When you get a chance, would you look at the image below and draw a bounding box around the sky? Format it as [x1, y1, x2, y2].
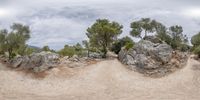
[0, 0, 200, 50]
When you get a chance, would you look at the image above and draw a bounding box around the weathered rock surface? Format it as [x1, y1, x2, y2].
[60, 55, 99, 68]
[11, 52, 60, 72]
[119, 40, 188, 77]
[89, 52, 102, 58]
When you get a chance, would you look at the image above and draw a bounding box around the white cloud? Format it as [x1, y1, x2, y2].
[182, 7, 200, 18]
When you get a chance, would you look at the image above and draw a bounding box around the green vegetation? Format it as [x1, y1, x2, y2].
[0, 18, 197, 60]
[42, 45, 55, 52]
[191, 32, 200, 47]
[86, 19, 123, 58]
[193, 46, 200, 58]
[58, 43, 84, 57]
[82, 40, 90, 57]
[42, 46, 51, 51]
[111, 36, 134, 54]
[191, 32, 200, 57]
[130, 18, 156, 39]
[130, 18, 189, 52]
[0, 23, 31, 59]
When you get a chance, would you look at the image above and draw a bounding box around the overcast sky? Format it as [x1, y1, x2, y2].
[0, 0, 200, 50]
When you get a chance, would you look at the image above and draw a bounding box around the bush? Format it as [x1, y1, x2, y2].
[193, 46, 200, 58]
[125, 42, 134, 50]
[191, 32, 200, 47]
[178, 43, 190, 52]
[111, 36, 134, 54]
[58, 44, 84, 57]
[58, 46, 76, 57]
[191, 32, 200, 58]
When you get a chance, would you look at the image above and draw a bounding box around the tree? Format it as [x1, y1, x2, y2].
[73, 43, 83, 56]
[169, 25, 188, 50]
[58, 45, 76, 57]
[191, 32, 200, 57]
[86, 19, 123, 58]
[193, 46, 200, 58]
[0, 23, 30, 59]
[82, 40, 90, 57]
[153, 21, 171, 44]
[191, 32, 200, 47]
[130, 18, 155, 39]
[0, 29, 7, 54]
[42, 46, 51, 51]
[111, 36, 134, 54]
[153, 21, 189, 51]
[58, 43, 84, 57]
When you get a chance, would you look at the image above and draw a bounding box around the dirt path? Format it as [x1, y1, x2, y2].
[0, 58, 200, 100]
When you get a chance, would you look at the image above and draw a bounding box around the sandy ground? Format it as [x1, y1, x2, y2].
[0, 58, 200, 100]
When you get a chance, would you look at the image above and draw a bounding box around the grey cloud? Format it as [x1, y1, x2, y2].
[0, 0, 200, 50]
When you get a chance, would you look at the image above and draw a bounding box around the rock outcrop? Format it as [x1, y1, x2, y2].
[119, 40, 188, 77]
[60, 55, 99, 68]
[11, 52, 60, 72]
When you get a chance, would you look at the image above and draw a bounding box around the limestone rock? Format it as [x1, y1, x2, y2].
[11, 52, 60, 72]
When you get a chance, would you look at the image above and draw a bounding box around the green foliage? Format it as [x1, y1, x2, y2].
[58, 43, 84, 57]
[130, 18, 189, 51]
[152, 20, 189, 51]
[73, 43, 83, 56]
[154, 21, 172, 45]
[58, 45, 76, 57]
[24, 47, 35, 55]
[130, 18, 156, 39]
[0, 29, 7, 54]
[193, 46, 200, 57]
[168, 25, 184, 49]
[178, 43, 191, 52]
[191, 32, 200, 57]
[111, 36, 134, 54]
[191, 32, 200, 47]
[82, 40, 90, 57]
[124, 42, 134, 50]
[0, 23, 31, 59]
[42, 46, 51, 51]
[86, 19, 123, 58]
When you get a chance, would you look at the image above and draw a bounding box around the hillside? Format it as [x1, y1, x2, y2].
[0, 57, 200, 100]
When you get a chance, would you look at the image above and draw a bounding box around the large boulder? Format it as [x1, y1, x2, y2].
[11, 52, 60, 72]
[119, 40, 173, 69]
[119, 40, 188, 77]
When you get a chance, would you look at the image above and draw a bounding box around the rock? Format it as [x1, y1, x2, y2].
[89, 52, 102, 58]
[12, 57, 23, 68]
[143, 36, 163, 43]
[69, 55, 79, 62]
[119, 40, 188, 77]
[121, 40, 172, 69]
[11, 51, 60, 72]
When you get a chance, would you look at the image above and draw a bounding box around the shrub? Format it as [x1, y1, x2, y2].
[124, 42, 134, 50]
[191, 32, 200, 47]
[111, 36, 134, 54]
[58, 44, 84, 57]
[193, 46, 200, 58]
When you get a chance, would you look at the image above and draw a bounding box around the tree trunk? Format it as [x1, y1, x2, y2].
[102, 47, 107, 58]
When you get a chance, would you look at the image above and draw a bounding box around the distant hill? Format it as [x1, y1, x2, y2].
[28, 45, 42, 53]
